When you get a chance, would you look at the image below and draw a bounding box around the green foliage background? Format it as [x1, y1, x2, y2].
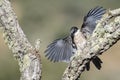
[0, 0, 120, 80]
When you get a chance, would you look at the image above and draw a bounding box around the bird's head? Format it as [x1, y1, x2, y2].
[70, 26, 79, 37]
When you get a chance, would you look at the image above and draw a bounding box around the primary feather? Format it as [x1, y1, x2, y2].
[45, 36, 74, 62]
[81, 6, 106, 38]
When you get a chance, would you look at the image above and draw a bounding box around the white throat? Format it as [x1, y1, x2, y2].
[74, 29, 87, 50]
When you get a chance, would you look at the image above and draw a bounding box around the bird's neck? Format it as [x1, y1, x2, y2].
[74, 31, 87, 50]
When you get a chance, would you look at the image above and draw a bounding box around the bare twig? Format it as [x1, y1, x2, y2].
[0, 0, 42, 80]
[62, 8, 120, 80]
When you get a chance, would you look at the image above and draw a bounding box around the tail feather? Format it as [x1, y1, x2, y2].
[92, 56, 103, 70]
[85, 62, 90, 71]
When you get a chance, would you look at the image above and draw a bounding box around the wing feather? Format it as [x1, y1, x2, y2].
[45, 36, 74, 62]
[81, 6, 106, 36]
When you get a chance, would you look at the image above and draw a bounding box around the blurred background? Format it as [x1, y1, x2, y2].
[0, 0, 120, 80]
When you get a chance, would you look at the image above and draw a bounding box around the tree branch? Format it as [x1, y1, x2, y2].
[0, 0, 42, 80]
[62, 8, 120, 80]
[0, 0, 120, 80]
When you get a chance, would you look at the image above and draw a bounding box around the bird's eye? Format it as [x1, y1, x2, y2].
[70, 26, 78, 35]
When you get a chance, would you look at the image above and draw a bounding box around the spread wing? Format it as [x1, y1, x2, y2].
[81, 6, 106, 36]
[45, 37, 74, 62]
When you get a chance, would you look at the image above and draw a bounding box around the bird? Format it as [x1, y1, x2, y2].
[44, 6, 106, 71]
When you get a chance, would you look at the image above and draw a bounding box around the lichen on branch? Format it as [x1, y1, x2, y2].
[0, 0, 42, 80]
[62, 8, 120, 80]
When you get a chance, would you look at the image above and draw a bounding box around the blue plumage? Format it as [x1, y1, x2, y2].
[45, 37, 74, 62]
[81, 6, 106, 38]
